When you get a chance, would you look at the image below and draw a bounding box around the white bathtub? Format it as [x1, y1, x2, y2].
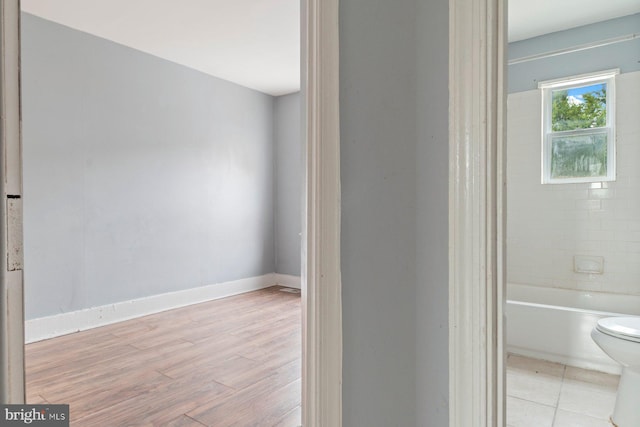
[506, 283, 640, 374]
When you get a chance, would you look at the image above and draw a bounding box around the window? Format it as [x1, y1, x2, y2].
[539, 69, 618, 184]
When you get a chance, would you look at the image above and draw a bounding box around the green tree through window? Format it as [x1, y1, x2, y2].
[551, 85, 606, 131]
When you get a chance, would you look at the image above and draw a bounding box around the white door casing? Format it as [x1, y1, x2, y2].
[0, 0, 25, 404]
[449, 0, 506, 425]
[301, 0, 342, 425]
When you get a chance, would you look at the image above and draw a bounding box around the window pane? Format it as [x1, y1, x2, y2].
[550, 133, 607, 179]
[551, 83, 606, 131]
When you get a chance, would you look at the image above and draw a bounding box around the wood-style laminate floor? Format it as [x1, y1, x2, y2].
[25, 286, 302, 427]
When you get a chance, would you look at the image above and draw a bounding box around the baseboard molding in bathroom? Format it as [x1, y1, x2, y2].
[507, 346, 622, 375]
[25, 273, 278, 344]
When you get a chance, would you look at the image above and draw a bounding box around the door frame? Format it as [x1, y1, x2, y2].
[301, 0, 342, 425]
[449, 0, 506, 425]
[0, 0, 25, 404]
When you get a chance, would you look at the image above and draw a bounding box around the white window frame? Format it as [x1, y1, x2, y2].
[539, 69, 618, 184]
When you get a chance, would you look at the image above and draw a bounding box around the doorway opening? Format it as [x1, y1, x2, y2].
[21, 2, 302, 425]
[504, 4, 640, 426]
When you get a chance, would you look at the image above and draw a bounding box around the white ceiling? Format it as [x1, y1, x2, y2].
[21, 0, 300, 96]
[22, 1, 640, 95]
[508, 0, 640, 42]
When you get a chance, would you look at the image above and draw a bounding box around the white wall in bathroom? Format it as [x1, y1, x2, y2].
[507, 71, 640, 296]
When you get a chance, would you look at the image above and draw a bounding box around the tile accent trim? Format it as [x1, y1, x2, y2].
[25, 273, 277, 343]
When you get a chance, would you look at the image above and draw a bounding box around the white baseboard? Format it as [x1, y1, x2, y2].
[507, 346, 621, 375]
[274, 273, 301, 289]
[25, 273, 277, 343]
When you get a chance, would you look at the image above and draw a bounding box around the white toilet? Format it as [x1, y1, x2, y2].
[591, 316, 640, 427]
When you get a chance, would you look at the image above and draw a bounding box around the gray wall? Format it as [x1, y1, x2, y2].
[22, 13, 276, 320]
[415, 0, 450, 422]
[340, 0, 449, 425]
[509, 13, 640, 93]
[274, 93, 302, 276]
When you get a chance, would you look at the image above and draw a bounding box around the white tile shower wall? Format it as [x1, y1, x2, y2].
[507, 71, 640, 296]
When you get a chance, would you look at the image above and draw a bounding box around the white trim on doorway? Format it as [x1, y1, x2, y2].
[0, 0, 25, 404]
[301, 0, 342, 425]
[449, 0, 506, 425]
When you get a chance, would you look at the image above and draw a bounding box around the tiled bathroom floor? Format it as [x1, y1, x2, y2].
[507, 354, 619, 427]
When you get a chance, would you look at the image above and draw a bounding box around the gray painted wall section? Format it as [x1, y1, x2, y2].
[415, 0, 450, 423]
[21, 13, 275, 319]
[340, 0, 449, 425]
[509, 13, 640, 93]
[274, 93, 302, 276]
